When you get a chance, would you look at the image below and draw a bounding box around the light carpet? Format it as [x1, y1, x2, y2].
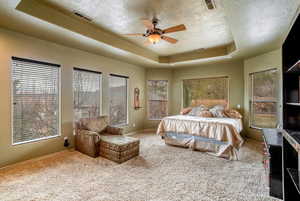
[0, 133, 279, 201]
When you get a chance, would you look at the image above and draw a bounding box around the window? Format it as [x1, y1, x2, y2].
[109, 74, 128, 126]
[11, 57, 60, 145]
[73, 68, 101, 122]
[182, 76, 229, 108]
[249, 69, 278, 128]
[147, 80, 168, 120]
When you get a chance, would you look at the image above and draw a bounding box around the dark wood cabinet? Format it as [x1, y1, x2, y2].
[262, 129, 283, 199]
[283, 13, 300, 131]
[282, 12, 299, 73]
[282, 12, 300, 201]
[282, 131, 300, 201]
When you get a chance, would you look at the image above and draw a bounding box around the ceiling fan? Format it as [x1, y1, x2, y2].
[124, 18, 186, 45]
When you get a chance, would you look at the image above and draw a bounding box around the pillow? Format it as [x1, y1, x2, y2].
[180, 107, 192, 115]
[209, 105, 226, 118]
[188, 105, 209, 116]
[197, 111, 213, 118]
[85, 116, 108, 133]
[224, 109, 242, 119]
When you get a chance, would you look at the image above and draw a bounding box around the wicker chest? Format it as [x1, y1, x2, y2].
[99, 135, 140, 163]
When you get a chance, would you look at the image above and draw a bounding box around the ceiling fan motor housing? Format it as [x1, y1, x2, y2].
[152, 17, 159, 27]
[145, 28, 163, 37]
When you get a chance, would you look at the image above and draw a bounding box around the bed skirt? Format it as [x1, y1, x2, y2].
[163, 132, 239, 160]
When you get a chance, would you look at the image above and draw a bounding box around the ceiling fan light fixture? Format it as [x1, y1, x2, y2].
[124, 18, 186, 45]
[148, 34, 161, 44]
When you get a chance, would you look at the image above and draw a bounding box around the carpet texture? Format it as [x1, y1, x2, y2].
[0, 133, 279, 201]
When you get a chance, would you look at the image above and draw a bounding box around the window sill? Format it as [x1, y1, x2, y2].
[112, 123, 129, 128]
[12, 135, 61, 146]
[250, 126, 263, 130]
[250, 126, 278, 130]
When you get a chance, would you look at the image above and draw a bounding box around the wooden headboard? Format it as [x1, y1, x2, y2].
[190, 99, 228, 109]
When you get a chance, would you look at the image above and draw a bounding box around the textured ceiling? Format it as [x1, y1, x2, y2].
[0, 0, 299, 68]
[45, 0, 233, 56]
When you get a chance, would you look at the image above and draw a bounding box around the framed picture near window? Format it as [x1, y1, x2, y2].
[134, 87, 141, 110]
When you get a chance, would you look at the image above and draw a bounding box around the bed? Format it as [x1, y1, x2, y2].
[157, 109, 244, 160]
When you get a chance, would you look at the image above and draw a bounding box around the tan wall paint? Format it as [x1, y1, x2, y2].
[172, 60, 245, 115]
[0, 28, 146, 167]
[144, 68, 173, 129]
[0, 25, 283, 167]
[243, 49, 282, 141]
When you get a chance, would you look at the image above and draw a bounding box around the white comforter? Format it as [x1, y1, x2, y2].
[160, 115, 243, 133]
[157, 115, 244, 159]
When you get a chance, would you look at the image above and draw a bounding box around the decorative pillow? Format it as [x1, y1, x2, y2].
[224, 109, 242, 119]
[197, 111, 213, 118]
[78, 129, 100, 137]
[209, 105, 226, 118]
[180, 107, 192, 115]
[85, 116, 108, 133]
[188, 105, 209, 116]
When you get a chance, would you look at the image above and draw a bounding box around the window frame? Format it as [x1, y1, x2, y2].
[10, 57, 61, 146]
[181, 76, 230, 109]
[108, 74, 129, 127]
[72, 67, 102, 123]
[147, 80, 169, 121]
[249, 68, 278, 129]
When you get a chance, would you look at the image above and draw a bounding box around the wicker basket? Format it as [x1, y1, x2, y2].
[99, 135, 140, 163]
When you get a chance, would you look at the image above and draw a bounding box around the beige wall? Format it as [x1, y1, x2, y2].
[0, 28, 146, 167]
[172, 60, 245, 115]
[144, 68, 173, 129]
[243, 49, 282, 140]
[0, 26, 284, 167]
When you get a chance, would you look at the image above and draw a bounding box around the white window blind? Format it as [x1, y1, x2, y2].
[249, 69, 278, 128]
[12, 57, 60, 145]
[73, 68, 101, 122]
[148, 80, 168, 120]
[109, 74, 128, 126]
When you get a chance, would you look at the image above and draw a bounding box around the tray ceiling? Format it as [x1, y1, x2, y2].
[0, 0, 299, 67]
[45, 0, 234, 56]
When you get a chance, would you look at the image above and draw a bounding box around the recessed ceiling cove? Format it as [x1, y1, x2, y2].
[45, 0, 234, 56]
[16, 0, 237, 63]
